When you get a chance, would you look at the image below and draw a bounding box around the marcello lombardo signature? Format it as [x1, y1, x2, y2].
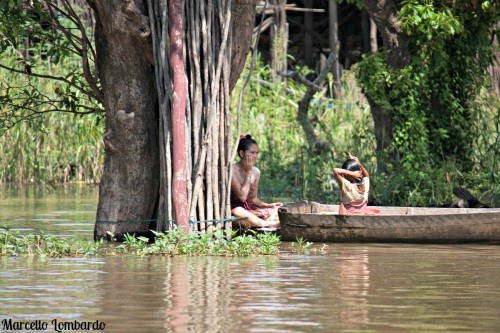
[1, 318, 106, 332]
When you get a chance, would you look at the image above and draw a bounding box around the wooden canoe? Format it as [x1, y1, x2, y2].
[278, 201, 500, 243]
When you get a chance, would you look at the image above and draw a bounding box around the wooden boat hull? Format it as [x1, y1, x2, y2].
[278, 201, 500, 243]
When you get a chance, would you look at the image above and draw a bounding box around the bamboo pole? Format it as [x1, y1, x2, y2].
[188, 0, 210, 219]
[148, 0, 236, 229]
[189, 2, 232, 219]
[148, 0, 174, 230]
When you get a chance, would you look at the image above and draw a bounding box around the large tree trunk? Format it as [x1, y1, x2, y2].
[92, 0, 159, 240]
[230, 0, 259, 92]
[92, 0, 257, 239]
[362, 0, 411, 152]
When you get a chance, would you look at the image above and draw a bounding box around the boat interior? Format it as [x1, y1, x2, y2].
[280, 201, 500, 216]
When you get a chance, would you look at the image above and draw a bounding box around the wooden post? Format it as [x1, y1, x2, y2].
[370, 17, 378, 53]
[169, 0, 190, 231]
[270, 0, 288, 82]
[146, 0, 256, 234]
[304, 0, 313, 68]
[328, 0, 340, 92]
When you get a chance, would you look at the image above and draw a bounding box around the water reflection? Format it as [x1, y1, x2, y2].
[338, 248, 370, 328]
[2, 186, 500, 332]
[2, 246, 500, 332]
[0, 257, 104, 320]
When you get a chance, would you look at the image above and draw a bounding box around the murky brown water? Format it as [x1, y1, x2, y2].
[1, 186, 500, 332]
[0, 185, 98, 239]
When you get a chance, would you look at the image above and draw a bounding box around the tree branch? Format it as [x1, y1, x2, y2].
[277, 51, 338, 153]
[42, 0, 102, 102]
[0, 63, 101, 103]
[277, 70, 322, 91]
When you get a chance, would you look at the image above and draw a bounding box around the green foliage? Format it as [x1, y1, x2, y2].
[0, 1, 104, 183]
[353, 0, 498, 205]
[400, 1, 462, 41]
[0, 227, 282, 257]
[232, 57, 375, 203]
[289, 237, 313, 254]
[0, 0, 497, 210]
[0, 226, 104, 257]
[355, 53, 431, 170]
[0, 0, 102, 126]
[233, 41, 498, 206]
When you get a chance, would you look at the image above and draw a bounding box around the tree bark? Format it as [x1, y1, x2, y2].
[92, 0, 257, 239]
[279, 52, 337, 153]
[361, 9, 371, 54]
[230, 0, 259, 92]
[362, 0, 410, 68]
[370, 17, 378, 53]
[92, 0, 159, 239]
[362, 0, 411, 152]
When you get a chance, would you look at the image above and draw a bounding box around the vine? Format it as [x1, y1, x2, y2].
[355, 0, 498, 173]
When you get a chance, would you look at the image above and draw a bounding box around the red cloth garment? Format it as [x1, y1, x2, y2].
[230, 183, 277, 220]
[339, 200, 367, 215]
[339, 201, 381, 215]
[241, 200, 276, 219]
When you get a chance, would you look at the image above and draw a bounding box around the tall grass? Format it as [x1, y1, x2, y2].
[231, 59, 375, 203]
[1, 48, 497, 207]
[0, 113, 103, 184]
[0, 33, 104, 184]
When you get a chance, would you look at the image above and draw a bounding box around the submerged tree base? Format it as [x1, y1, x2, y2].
[0, 227, 281, 257]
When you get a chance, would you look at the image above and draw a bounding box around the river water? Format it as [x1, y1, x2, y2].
[1, 185, 500, 333]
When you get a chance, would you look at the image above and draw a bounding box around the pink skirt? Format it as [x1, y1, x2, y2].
[339, 201, 381, 215]
[231, 201, 278, 220]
